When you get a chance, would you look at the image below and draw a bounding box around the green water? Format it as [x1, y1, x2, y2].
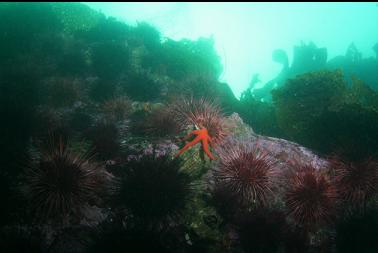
[0, 2, 377, 253]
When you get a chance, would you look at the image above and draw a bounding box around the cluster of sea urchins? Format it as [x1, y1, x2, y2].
[212, 139, 277, 207]
[25, 137, 112, 224]
[212, 137, 341, 232]
[169, 96, 228, 146]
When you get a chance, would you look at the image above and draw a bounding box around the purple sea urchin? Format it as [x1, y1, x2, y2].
[284, 165, 337, 229]
[112, 152, 192, 228]
[85, 120, 122, 160]
[213, 140, 277, 206]
[330, 156, 377, 209]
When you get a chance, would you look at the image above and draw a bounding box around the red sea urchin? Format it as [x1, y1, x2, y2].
[25, 137, 112, 224]
[284, 165, 337, 229]
[330, 156, 378, 209]
[169, 96, 228, 146]
[143, 105, 183, 138]
[213, 139, 277, 206]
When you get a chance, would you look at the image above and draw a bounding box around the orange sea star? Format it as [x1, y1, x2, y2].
[175, 128, 216, 160]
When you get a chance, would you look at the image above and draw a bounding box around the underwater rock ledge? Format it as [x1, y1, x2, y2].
[224, 113, 329, 172]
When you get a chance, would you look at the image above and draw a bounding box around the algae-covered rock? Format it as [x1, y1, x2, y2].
[272, 69, 378, 159]
[238, 88, 283, 137]
[272, 70, 346, 144]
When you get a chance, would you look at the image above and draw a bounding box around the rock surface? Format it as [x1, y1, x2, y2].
[223, 113, 329, 172]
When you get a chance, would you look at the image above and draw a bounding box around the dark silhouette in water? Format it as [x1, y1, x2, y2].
[248, 73, 261, 89]
[327, 42, 378, 90]
[250, 42, 327, 101]
[290, 41, 328, 77]
[345, 43, 362, 63]
[249, 40, 378, 102]
[248, 49, 289, 102]
[373, 42, 378, 59]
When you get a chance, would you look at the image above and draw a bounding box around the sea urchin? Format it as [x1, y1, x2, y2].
[25, 137, 111, 224]
[213, 139, 276, 206]
[113, 152, 192, 228]
[330, 156, 377, 209]
[284, 165, 337, 229]
[169, 96, 228, 146]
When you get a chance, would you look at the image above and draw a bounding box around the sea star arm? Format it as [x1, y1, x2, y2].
[202, 138, 216, 160]
[192, 129, 202, 134]
[180, 129, 203, 142]
[207, 135, 214, 147]
[175, 134, 203, 157]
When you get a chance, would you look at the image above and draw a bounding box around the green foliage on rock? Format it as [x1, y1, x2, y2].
[272, 70, 346, 143]
[238, 88, 283, 137]
[157, 37, 223, 81]
[50, 2, 104, 34]
[272, 69, 378, 159]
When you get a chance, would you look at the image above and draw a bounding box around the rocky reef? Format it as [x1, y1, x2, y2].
[0, 3, 377, 253]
